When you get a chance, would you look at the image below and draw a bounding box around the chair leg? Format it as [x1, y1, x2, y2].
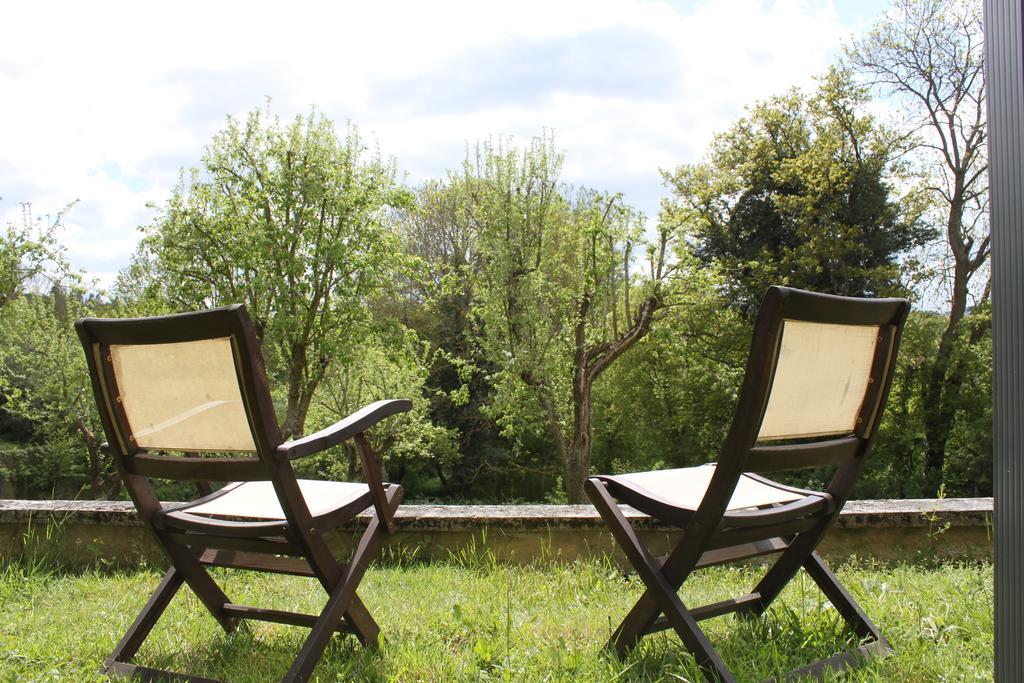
[585, 479, 735, 683]
[339, 485, 403, 645]
[739, 537, 892, 680]
[741, 530, 825, 618]
[611, 579, 673, 657]
[106, 566, 185, 671]
[282, 485, 400, 683]
[588, 481, 892, 681]
[104, 546, 239, 680]
[342, 594, 380, 647]
[283, 564, 375, 683]
[585, 480, 668, 656]
[802, 551, 889, 647]
[109, 489, 400, 682]
[759, 551, 892, 681]
[160, 537, 238, 633]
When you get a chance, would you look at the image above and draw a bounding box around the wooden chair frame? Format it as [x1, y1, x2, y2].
[77, 305, 410, 683]
[585, 286, 909, 682]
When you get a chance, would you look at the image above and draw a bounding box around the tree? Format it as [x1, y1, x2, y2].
[856, 310, 946, 498]
[306, 326, 459, 493]
[852, 303, 991, 499]
[0, 286, 114, 498]
[131, 108, 408, 438]
[941, 302, 991, 496]
[0, 202, 75, 309]
[464, 135, 698, 502]
[591, 301, 747, 478]
[664, 69, 930, 316]
[396, 179, 512, 499]
[846, 0, 988, 496]
[0, 202, 113, 498]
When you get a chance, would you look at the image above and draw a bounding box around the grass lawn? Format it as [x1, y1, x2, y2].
[0, 553, 991, 682]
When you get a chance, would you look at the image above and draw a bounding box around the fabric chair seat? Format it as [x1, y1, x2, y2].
[603, 463, 813, 510]
[596, 463, 829, 525]
[174, 479, 375, 521]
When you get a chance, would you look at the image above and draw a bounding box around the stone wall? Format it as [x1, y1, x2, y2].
[0, 498, 992, 568]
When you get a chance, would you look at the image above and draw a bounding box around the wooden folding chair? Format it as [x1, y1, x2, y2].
[76, 305, 410, 683]
[586, 286, 909, 682]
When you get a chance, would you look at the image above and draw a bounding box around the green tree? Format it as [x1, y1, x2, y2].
[846, 0, 988, 496]
[0, 286, 113, 498]
[591, 301, 747, 477]
[306, 326, 459, 494]
[664, 69, 929, 316]
[0, 202, 75, 309]
[855, 311, 945, 498]
[464, 136, 701, 502]
[130, 108, 408, 438]
[0, 202, 113, 498]
[941, 305, 991, 496]
[397, 179, 512, 498]
[854, 305, 990, 499]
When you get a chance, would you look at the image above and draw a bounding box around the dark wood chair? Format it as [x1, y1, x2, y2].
[76, 304, 410, 683]
[585, 286, 910, 682]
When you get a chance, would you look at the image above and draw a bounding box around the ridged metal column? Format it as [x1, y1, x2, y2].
[986, 0, 1024, 680]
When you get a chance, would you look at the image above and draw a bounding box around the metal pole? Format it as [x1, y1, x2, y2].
[985, 0, 1024, 679]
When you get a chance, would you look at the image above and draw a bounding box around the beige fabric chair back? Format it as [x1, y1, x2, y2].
[757, 319, 880, 441]
[109, 337, 257, 452]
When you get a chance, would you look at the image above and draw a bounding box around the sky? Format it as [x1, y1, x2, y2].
[1, 0, 893, 289]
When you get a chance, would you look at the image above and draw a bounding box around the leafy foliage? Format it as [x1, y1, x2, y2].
[591, 304, 748, 476]
[0, 202, 74, 310]
[131, 108, 409, 437]
[664, 69, 930, 315]
[0, 13, 995, 502]
[847, 0, 989, 496]
[440, 136, 709, 501]
[0, 288, 112, 498]
[396, 173, 526, 500]
[303, 327, 460, 493]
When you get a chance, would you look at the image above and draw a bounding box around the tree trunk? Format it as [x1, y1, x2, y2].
[281, 344, 321, 440]
[921, 340, 960, 496]
[563, 371, 593, 504]
[922, 286, 992, 496]
[345, 442, 359, 480]
[75, 416, 106, 499]
[523, 370, 582, 502]
[560, 294, 662, 503]
[920, 196, 973, 496]
[920, 192, 988, 496]
[564, 445, 590, 504]
[282, 388, 315, 441]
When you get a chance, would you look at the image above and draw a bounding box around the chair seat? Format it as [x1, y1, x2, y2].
[596, 463, 828, 524]
[175, 479, 375, 521]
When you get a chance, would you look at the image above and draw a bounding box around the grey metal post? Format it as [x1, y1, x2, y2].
[985, 0, 1024, 679]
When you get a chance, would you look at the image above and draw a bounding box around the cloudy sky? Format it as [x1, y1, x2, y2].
[1, 0, 891, 288]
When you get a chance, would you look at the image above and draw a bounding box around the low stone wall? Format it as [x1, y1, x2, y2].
[0, 498, 992, 568]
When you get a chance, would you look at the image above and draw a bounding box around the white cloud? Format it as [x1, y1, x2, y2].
[0, 0, 888, 282]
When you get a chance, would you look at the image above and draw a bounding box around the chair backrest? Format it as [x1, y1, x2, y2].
[76, 305, 283, 487]
[756, 319, 881, 442]
[701, 286, 908, 515]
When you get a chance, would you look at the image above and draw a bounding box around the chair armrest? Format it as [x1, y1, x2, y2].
[275, 399, 412, 460]
[353, 431, 398, 534]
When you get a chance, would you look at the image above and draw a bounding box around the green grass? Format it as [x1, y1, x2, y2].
[0, 555, 991, 682]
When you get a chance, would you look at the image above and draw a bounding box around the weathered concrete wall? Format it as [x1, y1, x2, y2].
[0, 498, 992, 569]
